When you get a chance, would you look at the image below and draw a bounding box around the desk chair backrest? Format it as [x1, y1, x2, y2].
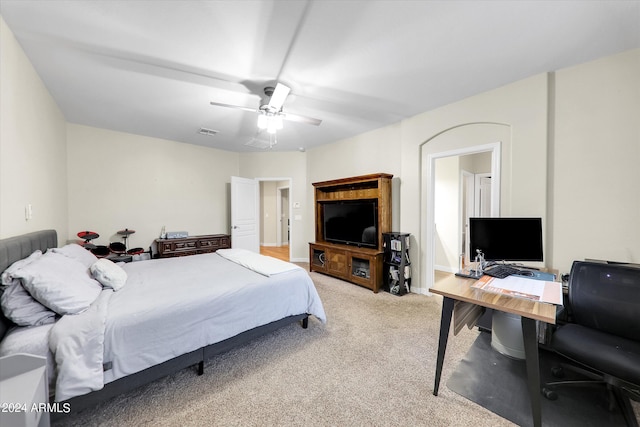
[568, 261, 640, 342]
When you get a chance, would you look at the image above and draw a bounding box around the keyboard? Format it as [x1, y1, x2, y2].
[484, 264, 521, 279]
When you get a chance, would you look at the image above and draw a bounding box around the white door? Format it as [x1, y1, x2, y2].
[231, 176, 259, 252]
[476, 174, 492, 217]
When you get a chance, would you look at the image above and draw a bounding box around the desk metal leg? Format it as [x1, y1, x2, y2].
[433, 297, 454, 396]
[521, 317, 541, 427]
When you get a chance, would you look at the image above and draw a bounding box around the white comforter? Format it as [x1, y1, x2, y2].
[49, 251, 326, 401]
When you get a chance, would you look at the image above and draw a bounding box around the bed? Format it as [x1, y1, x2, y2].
[0, 230, 326, 418]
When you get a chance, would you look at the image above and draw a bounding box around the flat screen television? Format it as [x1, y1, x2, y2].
[322, 200, 378, 248]
[469, 217, 543, 262]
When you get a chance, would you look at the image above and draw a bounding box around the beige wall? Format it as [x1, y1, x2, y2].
[434, 156, 460, 271]
[550, 50, 640, 270]
[66, 124, 239, 250]
[460, 151, 492, 175]
[306, 123, 403, 185]
[0, 17, 68, 241]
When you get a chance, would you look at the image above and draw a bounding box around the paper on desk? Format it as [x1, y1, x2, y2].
[472, 275, 563, 305]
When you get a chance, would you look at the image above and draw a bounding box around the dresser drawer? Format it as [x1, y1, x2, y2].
[174, 241, 197, 250]
[199, 238, 223, 249]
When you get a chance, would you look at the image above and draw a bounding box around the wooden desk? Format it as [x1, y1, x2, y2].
[429, 274, 556, 427]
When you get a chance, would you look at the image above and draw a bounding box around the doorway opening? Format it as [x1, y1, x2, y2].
[423, 142, 501, 291]
[259, 179, 292, 262]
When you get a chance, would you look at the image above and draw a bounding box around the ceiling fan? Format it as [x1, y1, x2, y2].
[210, 83, 322, 134]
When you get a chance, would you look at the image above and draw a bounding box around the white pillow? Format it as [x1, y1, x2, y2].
[51, 243, 98, 268]
[90, 259, 127, 291]
[0, 249, 57, 326]
[14, 251, 102, 315]
[1, 250, 43, 286]
[1, 283, 56, 326]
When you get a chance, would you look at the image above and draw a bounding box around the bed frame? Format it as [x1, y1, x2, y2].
[0, 230, 309, 419]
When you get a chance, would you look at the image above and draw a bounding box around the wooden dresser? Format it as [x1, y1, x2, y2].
[155, 234, 231, 258]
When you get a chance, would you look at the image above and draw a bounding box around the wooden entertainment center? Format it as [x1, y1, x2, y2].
[309, 173, 392, 293]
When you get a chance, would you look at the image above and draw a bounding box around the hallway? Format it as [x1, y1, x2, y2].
[260, 245, 289, 262]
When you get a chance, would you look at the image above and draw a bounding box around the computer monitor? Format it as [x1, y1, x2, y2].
[469, 217, 543, 262]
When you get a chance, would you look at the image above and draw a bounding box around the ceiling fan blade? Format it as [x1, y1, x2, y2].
[281, 112, 322, 126]
[211, 83, 320, 127]
[267, 83, 291, 110]
[209, 101, 258, 114]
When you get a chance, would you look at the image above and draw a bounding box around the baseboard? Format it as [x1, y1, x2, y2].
[435, 265, 456, 274]
[411, 286, 430, 295]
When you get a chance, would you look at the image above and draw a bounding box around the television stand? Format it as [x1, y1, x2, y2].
[309, 242, 383, 292]
[309, 173, 392, 293]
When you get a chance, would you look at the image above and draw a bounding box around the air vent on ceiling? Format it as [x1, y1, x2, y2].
[244, 138, 271, 149]
[198, 127, 218, 136]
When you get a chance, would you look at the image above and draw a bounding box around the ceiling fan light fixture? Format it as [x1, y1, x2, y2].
[257, 113, 268, 130]
[211, 82, 320, 144]
[267, 118, 278, 134]
[259, 111, 284, 134]
[274, 115, 283, 130]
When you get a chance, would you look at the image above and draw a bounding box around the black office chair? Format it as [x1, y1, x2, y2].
[542, 261, 640, 426]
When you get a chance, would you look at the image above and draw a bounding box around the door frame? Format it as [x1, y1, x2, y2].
[258, 177, 293, 261]
[424, 142, 501, 292]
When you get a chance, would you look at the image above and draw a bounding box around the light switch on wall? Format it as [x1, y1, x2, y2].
[25, 204, 33, 220]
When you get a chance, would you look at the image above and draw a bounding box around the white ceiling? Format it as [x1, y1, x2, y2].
[2, 1, 639, 152]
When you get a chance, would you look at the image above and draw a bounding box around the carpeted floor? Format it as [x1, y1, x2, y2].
[53, 268, 638, 426]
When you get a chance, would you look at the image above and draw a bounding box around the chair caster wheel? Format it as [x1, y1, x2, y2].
[542, 388, 558, 400]
[551, 366, 564, 378]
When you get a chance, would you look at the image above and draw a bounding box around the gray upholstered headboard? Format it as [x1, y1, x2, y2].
[0, 229, 58, 339]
